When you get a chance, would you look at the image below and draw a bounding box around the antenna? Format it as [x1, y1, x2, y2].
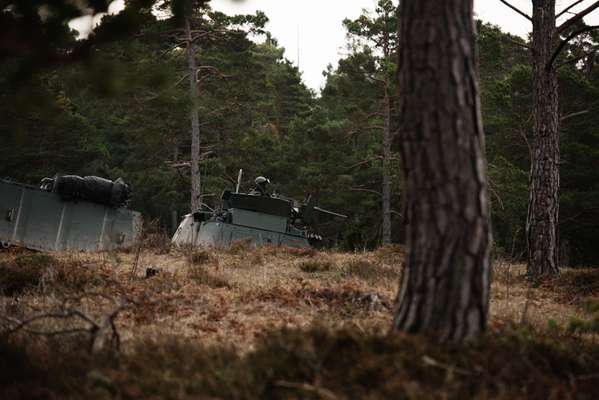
[235, 169, 243, 193]
[297, 24, 300, 70]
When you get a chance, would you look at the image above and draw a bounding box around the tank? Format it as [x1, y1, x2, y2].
[172, 189, 346, 249]
[0, 176, 142, 252]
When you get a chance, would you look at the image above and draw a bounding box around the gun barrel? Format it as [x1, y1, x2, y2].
[313, 206, 347, 219]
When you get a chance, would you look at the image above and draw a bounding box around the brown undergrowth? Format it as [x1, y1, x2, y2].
[541, 269, 599, 304]
[0, 246, 598, 399]
[0, 253, 116, 296]
[1, 325, 598, 399]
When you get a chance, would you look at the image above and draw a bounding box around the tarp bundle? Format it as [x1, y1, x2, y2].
[48, 175, 131, 208]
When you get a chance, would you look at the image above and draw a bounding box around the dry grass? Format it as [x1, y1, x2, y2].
[0, 252, 116, 296]
[342, 258, 400, 283]
[298, 257, 334, 273]
[1, 245, 598, 398]
[0, 247, 400, 350]
[2, 247, 597, 346]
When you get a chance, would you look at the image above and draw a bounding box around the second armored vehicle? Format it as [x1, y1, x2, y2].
[172, 176, 346, 249]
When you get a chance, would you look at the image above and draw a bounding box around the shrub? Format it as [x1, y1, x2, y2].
[50, 260, 112, 291]
[0, 254, 58, 295]
[4, 326, 599, 399]
[567, 300, 599, 335]
[343, 259, 399, 283]
[191, 250, 211, 265]
[539, 268, 599, 303]
[187, 266, 230, 289]
[298, 258, 334, 273]
[556, 269, 599, 296]
[0, 262, 43, 296]
[141, 218, 171, 254]
[225, 238, 253, 255]
[372, 244, 404, 264]
[0, 253, 112, 296]
[262, 246, 317, 258]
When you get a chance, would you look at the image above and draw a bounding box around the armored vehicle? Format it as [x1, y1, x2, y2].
[0, 175, 142, 252]
[172, 179, 346, 249]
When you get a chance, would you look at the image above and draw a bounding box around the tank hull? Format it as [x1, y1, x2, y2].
[0, 179, 141, 252]
[172, 214, 309, 248]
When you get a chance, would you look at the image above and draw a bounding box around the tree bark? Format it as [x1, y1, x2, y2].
[382, 67, 392, 245]
[527, 0, 560, 277]
[392, 0, 491, 342]
[381, 23, 393, 246]
[185, 17, 201, 212]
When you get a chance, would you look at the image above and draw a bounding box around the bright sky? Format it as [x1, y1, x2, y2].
[70, 0, 599, 91]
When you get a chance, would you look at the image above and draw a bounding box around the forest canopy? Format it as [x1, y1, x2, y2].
[1, 0, 598, 265]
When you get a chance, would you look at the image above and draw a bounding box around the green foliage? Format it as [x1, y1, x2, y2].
[488, 156, 529, 258]
[567, 316, 599, 334]
[479, 20, 599, 265]
[0, 1, 109, 83]
[315, 1, 401, 247]
[1, 3, 598, 261]
[566, 300, 599, 336]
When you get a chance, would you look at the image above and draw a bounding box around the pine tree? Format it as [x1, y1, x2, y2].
[498, 0, 599, 278]
[393, 0, 491, 342]
[343, 0, 399, 245]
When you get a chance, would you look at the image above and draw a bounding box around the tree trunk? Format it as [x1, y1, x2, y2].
[382, 80, 392, 245]
[392, 0, 491, 342]
[527, 0, 560, 278]
[185, 17, 201, 212]
[381, 26, 393, 246]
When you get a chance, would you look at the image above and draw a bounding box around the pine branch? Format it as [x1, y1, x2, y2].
[555, 46, 599, 69]
[556, 0, 586, 19]
[556, 53, 587, 69]
[197, 65, 234, 79]
[174, 73, 190, 87]
[547, 25, 599, 70]
[346, 156, 382, 169]
[561, 109, 589, 121]
[558, 1, 599, 34]
[350, 187, 382, 196]
[505, 37, 533, 51]
[560, 207, 599, 225]
[497, 0, 532, 21]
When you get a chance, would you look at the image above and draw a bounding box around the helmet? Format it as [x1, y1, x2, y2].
[255, 176, 270, 185]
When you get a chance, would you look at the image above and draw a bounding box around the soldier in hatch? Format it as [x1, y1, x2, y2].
[249, 176, 271, 197]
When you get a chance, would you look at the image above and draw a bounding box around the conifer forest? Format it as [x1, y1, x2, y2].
[1, 1, 599, 399]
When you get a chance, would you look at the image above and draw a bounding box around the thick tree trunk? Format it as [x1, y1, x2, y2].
[392, 0, 491, 342]
[527, 0, 560, 277]
[185, 17, 201, 212]
[382, 82, 392, 245]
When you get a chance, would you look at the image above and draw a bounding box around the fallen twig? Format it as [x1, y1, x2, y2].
[274, 380, 341, 400]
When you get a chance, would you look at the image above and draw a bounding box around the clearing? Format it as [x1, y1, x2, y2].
[1, 244, 598, 399]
